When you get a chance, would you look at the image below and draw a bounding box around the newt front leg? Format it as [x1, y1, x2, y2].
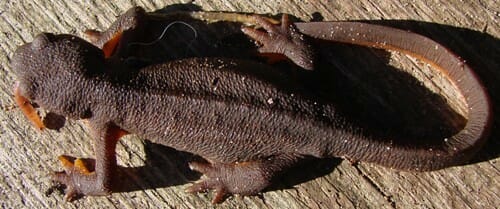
[84, 7, 148, 58]
[52, 122, 128, 200]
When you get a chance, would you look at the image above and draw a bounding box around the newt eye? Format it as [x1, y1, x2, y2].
[31, 33, 53, 50]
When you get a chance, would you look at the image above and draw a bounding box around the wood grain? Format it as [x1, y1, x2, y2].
[1, 1, 498, 209]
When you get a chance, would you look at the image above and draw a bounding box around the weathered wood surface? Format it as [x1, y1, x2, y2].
[0, 0, 499, 208]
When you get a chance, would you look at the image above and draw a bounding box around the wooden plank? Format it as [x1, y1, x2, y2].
[0, 0, 498, 208]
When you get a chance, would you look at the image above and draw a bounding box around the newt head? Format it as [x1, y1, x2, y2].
[11, 33, 105, 129]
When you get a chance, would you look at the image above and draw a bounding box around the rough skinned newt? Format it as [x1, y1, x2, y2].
[11, 6, 492, 203]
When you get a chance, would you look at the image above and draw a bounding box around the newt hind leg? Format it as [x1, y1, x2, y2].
[187, 154, 301, 203]
[241, 14, 315, 70]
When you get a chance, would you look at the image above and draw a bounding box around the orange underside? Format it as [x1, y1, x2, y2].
[109, 126, 129, 140]
[14, 85, 45, 131]
[102, 32, 123, 58]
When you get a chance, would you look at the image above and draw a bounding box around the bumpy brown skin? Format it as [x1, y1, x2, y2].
[11, 7, 491, 203]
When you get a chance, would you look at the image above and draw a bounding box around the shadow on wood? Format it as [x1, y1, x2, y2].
[361, 20, 500, 163]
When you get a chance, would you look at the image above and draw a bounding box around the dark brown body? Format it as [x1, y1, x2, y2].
[103, 58, 342, 162]
[11, 7, 491, 203]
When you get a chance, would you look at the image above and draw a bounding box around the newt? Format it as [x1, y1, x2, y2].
[11, 7, 492, 203]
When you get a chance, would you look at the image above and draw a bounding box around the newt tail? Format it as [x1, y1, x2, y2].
[295, 22, 492, 171]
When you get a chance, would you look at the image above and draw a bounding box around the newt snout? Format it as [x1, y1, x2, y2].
[12, 32, 105, 131]
[11, 34, 54, 131]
